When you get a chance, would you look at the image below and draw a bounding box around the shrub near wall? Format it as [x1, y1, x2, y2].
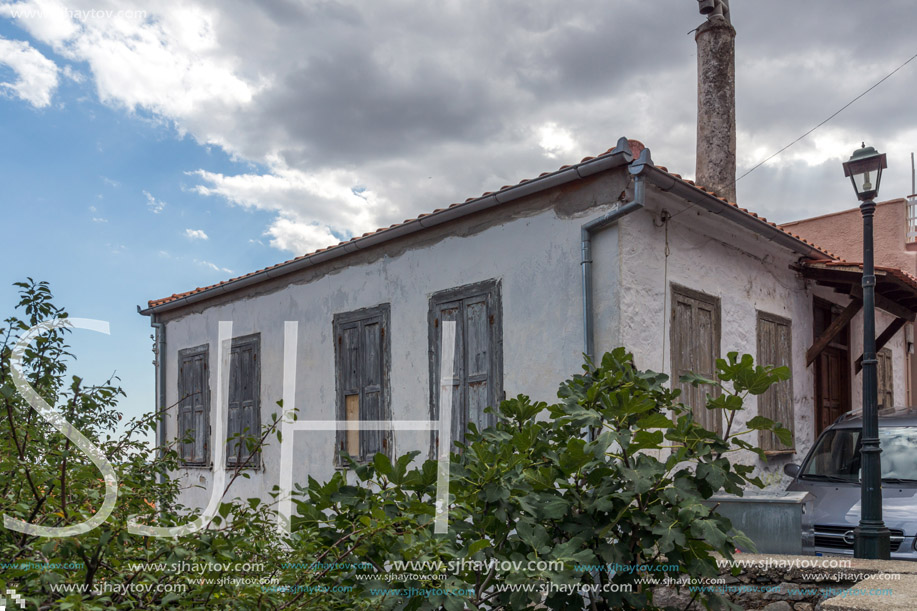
[0, 280, 790, 610]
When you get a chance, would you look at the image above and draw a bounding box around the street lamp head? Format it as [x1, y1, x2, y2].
[843, 142, 887, 202]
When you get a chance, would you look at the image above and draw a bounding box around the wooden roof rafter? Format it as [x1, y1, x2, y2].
[794, 260, 917, 369]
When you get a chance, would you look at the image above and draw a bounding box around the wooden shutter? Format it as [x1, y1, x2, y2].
[671, 285, 721, 434]
[227, 335, 260, 466]
[757, 312, 794, 452]
[464, 294, 495, 434]
[361, 318, 385, 457]
[178, 345, 209, 465]
[430, 280, 502, 449]
[877, 348, 894, 410]
[333, 305, 391, 464]
[338, 322, 361, 459]
[434, 299, 466, 447]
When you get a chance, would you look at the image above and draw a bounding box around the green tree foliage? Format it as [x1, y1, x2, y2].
[0, 280, 791, 610]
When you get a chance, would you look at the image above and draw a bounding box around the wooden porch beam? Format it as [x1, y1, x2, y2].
[854, 317, 908, 374]
[806, 298, 862, 367]
[850, 284, 916, 322]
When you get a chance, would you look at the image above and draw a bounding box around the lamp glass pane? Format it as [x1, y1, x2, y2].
[853, 170, 874, 195]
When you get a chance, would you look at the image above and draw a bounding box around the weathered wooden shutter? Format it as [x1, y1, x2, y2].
[178, 345, 209, 465]
[671, 286, 721, 434]
[877, 348, 894, 410]
[430, 280, 502, 449]
[178, 357, 192, 462]
[361, 318, 385, 458]
[227, 350, 240, 461]
[338, 323, 361, 459]
[757, 312, 794, 451]
[436, 299, 466, 447]
[333, 305, 390, 464]
[227, 335, 260, 465]
[464, 294, 494, 434]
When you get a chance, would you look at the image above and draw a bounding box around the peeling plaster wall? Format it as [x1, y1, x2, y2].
[616, 189, 807, 488]
[160, 172, 629, 510]
[614, 187, 910, 489]
[158, 172, 912, 512]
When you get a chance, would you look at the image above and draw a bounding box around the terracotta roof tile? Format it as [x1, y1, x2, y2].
[804, 260, 917, 294]
[642, 163, 841, 260]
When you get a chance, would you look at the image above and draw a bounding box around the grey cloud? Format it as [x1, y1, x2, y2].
[24, 0, 914, 250]
[260, 48, 509, 167]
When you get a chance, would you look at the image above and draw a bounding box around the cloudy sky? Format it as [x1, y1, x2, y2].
[1, 0, 915, 425]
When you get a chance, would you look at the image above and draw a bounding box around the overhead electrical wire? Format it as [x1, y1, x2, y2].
[736, 49, 917, 184]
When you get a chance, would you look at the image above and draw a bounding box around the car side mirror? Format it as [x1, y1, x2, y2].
[784, 463, 800, 478]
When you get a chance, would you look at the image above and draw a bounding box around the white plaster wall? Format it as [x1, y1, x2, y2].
[615, 190, 911, 490]
[161, 180, 626, 509]
[592, 225, 622, 355]
[159, 173, 913, 510]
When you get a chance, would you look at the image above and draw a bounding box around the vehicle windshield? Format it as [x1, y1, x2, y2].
[801, 426, 917, 482]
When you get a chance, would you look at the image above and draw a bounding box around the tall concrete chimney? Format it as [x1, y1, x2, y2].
[695, 0, 736, 202]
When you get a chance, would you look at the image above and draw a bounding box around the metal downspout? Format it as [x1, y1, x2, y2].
[150, 314, 166, 484]
[581, 170, 647, 364]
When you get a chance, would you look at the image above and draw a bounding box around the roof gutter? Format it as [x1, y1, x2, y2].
[140, 137, 636, 316]
[630, 153, 826, 259]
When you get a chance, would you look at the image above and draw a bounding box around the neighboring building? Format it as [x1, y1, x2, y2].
[782, 194, 917, 407]
[140, 139, 917, 508]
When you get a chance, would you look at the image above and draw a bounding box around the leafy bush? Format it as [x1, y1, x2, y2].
[0, 280, 790, 610]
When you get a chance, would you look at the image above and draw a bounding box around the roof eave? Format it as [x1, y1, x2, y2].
[628, 156, 830, 260]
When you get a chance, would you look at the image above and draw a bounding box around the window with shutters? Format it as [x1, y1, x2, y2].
[756, 311, 795, 453]
[670, 284, 721, 434]
[877, 348, 894, 410]
[226, 334, 261, 467]
[333, 304, 391, 465]
[178, 344, 210, 466]
[429, 279, 503, 450]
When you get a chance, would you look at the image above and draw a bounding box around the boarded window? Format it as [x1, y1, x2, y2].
[757, 312, 795, 452]
[877, 348, 894, 410]
[671, 285, 721, 434]
[178, 344, 209, 465]
[333, 305, 391, 464]
[226, 334, 261, 467]
[429, 280, 503, 449]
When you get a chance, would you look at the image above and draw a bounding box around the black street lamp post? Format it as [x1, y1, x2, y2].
[843, 143, 890, 560]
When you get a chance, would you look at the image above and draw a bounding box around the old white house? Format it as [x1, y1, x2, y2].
[140, 138, 917, 509]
